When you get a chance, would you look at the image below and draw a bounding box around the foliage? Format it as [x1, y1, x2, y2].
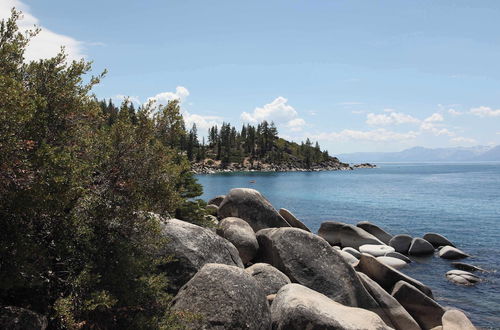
[0, 10, 204, 329]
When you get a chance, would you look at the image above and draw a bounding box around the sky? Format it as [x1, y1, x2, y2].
[1, 0, 500, 154]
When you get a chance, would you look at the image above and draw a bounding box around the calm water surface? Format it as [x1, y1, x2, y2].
[197, 163, 500, 329]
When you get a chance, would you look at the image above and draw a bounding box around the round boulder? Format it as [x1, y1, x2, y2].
[159, 218, 243, 293]
[423, 232, 455, 248]
[271, 283, 392, 330]
[172, 263, 271, 329]
[376, 256, 408, 269]
[408, 237, 435, 256]
[278, 208, 311, 232]
[317, 221, 345, 246]
[439, 246, 470, 259]
[389, 234, 413, 254]
[357, 221, 393, 244]
[359, 244, 395, 257]
[442, 309, 476, 330]
[217, 217, 259, 264]
[446, 270, 480, 286]
[218, 188, 290, 232]
[340, 224, 385, 249]
[245, 263, 291, 296]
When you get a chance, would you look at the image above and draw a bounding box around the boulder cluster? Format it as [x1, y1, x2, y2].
[164, 188, 479, 329]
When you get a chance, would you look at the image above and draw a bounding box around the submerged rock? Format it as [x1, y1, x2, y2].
[389, 234, 413, 254]
[391, 280, 445, 330]
[278, 208, 311, 232]
[217, 217, 259, 264]
[439, 246, 470, 259]
[446, 270, 480, 286]
[0, 306, 47, 330]
[408, 237, 435, 256]
[357, 221, 393, 244]
[271, 283, 392, 330]
[451, 262, 486, 272]
[423, 232, 455, 248]
[218, 188, 290, 232]
[442, 309, 477, 330]
[159, 218, 243, 293]
[172, 263, 271, 329]
[359, 244, 395, 257]
[245, 263, 291, 296]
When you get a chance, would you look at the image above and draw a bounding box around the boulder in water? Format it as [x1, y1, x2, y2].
[408, 237, 435, 256]
[218, 188, 290, 232]
[359, 244, 395, 257]
[389, 234, 413, 254]
[271, 283, 392, 330]
[171, 263, 271, 329]
[423, 232, 455, 248]
[278, 208, 311, 232]
[357, 221, 393, 244]
[391, 280, 445, 330]
[446, 270, 480, 286]
[439, 246, 470, 259]
[245, 263, 291, 295]
[451, 262, 486, 272]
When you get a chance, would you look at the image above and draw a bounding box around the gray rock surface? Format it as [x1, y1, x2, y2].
[385, 251, 411, 263]
[360, 244, 395, 257]
[376, 256, 407, 269]
[317, 221, 346, 246]
[442, 309, 477, 330]
[278, 208, 311, 232]
[218, 188, 290, 232]
[451, 262, 486, 272]
[356, 253, 433, 298]
[439, 246, 470, 259]
[391, 280, 445, 330]
[340, 250, 360, 266]
[159, 219, 243, 293]
[357, 272, 421, 330]
[208, 195, 225, 206]
[171, 263, 271, 329]
[217, 217, 259, 264]
[408, 237, 435, 256]
[343, 247, 361, 259]
[0, 306, 47, 330]
[271, 283, 392, 330]
[446, 270, 480, 286]
[245, 263, 291, 295]
[340, 224, 385, 249]
[256, 227, 385, 315]
[357, 221, 393, 244]
[389, 234, 413, 254]
[423, 232, 455, 248]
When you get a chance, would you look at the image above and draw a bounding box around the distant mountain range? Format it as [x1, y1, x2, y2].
[338, 145, 500, 163]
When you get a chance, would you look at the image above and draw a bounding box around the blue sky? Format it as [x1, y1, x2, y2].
[2, 0, 500, 154]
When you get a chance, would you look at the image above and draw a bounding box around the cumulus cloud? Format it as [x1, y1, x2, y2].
[312, 128, 419, 142]
[183, 112, 222, 132]
[147, 86, 190, 106]
[470, 106, 500, 117]
[366, 112, 420, 126]
[241, 96, 306, 131]
[0, 0, 86, 62]
[424, 113, 444, 122]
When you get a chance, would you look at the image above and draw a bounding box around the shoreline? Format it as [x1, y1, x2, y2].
[192, 162, 376, 174]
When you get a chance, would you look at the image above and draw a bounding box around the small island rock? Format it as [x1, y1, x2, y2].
[408, 237, 435, 256]
[439, 246, 470, 259]
[389, 234, 413, 254]
[446, 270, 480, 286]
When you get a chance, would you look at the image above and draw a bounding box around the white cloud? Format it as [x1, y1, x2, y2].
[183, 112, 222, 132]
[424, 113, 444, 122]
[0, 0, 86, 62]
[286, 118, 306, 132]
[312, 128, 419, 142]
[448, 109, 462, 116]
[351, 110, 365, 115]
[147, 86, 190, 106]
[470, 106, 500, 117]
[366, 112, 420, 126]
[450, 136, 477, 144]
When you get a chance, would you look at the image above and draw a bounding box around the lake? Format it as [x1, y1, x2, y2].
[197, 163, 500, 329]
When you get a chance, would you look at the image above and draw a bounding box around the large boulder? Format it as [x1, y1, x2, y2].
[439, 246, 470, 259]
[442, 309, 476, 330]
[245, 263, 291, 295]
[391, 281, 445, 330]
[218, 188, 290, 232]
[256, 228, 384, 314]
[340, 224, 385, 249]
[423, 233, 455, 248]
[357, 221, 393, 244]
[317, 221, 346, 246]
[359, 244, 395, 257]
[0, 306, 47, 330]
[278, 208, 311, 232]
[217, 217, 259, 264]
[408, 237, 435, 256]
[357, 272, 421, 330]
[446, 270, 480, 286]
[159, 219, 243, 293]
[171, 263, 271, 329]
[356, 253, 433, 298]
[208, 195, 225, 206]
[271, 283, 392, 330]
[389, 234, 413, 254]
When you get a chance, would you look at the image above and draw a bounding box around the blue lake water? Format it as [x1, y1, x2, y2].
[197, 163, 500, 329]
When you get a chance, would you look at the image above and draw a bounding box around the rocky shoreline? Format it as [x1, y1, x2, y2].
[168, 188, 479, 329]
[192, 160, 376, 174]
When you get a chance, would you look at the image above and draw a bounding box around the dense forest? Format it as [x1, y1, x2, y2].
[100, 98, 336, 170]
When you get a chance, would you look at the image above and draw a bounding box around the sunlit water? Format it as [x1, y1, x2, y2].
[197, 163, 500, 329]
